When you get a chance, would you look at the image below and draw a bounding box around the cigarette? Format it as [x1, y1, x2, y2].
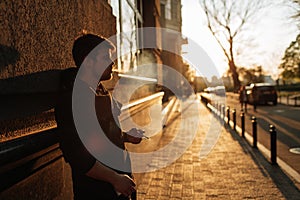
[138, 129, 147, 138]
[142, 135, 149, 139]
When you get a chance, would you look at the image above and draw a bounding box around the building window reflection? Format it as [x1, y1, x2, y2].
[165, 0, 171, 20]
[109, 0, 143, 73]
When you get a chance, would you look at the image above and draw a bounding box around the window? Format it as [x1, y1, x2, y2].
[171, 0, 178, 20]
[165, 0, 171, 20]
[109, 0, 143, 72]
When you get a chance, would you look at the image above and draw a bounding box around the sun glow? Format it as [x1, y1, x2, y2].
[181, 0, 299, 79]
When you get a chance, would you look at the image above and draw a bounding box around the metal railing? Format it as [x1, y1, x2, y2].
[201, 97, 278, 165]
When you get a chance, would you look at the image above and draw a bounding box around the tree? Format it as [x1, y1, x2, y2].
[291, 0, 300, 28]
[199, 0, 268, 90]
[237, 66, 265, 85]
[277, 0, 300, 82]
[279, 34, 300, 80]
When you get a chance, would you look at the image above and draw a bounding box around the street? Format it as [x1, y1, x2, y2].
[225, 93, 300, 176]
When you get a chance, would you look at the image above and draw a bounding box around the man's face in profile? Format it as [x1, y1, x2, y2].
[93, 47, 114, 81]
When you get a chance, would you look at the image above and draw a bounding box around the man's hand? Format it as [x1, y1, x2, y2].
[124, 128, 145, 144]
[86, 161, 136, 197]
[111, 173, 136, 197]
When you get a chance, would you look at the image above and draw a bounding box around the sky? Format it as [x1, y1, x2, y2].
[181, 0, 299, 79]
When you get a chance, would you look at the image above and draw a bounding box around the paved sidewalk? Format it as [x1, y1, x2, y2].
[132, 97, 300, 199]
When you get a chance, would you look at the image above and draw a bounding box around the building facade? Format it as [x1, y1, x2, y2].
[160, 0, 189, 99]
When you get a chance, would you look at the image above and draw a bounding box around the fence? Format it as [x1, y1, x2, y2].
[278, 94, 300, 106]
[200, 94, 278, 165]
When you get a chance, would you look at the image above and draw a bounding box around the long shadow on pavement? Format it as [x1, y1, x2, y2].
[224, 124, 300, 199]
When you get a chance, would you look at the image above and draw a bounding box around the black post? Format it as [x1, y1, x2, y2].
[270, 125, 277, 165]
[226, 106, 230, 125]
[252, 116, 257, 148]
[213, 102, 216, 115]
[222, 105, 225, 121]
[232, 109, 236, 130]
[241, 112, 245, 138]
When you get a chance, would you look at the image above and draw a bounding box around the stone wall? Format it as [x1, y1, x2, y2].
[0, 0, 116, 79]
[0, 1, 116, 199]
[0, 0, 116, 140]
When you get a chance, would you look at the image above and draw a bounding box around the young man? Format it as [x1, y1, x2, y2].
[55, 33, 142, 200]
[239, 85, 248, 112]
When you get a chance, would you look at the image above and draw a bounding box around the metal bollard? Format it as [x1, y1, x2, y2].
[232, 109, 236, 130]
[251, 116, 257, 148]
[222, 105, 225, 120]
[226, 106, 230, 125]
[270, 125, 277, 165]
[241, 112, 245, 138]
[214, 102, 217, 112]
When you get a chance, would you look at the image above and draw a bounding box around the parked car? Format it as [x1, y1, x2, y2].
[247, 83, 278, 105]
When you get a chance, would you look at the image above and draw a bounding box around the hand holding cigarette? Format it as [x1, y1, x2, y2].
[124, 128, 148, 144]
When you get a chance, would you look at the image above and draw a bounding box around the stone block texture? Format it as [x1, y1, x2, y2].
[0, 0, 116, 79]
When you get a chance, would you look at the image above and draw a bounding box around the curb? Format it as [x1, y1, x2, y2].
[206, 102, 300, 185]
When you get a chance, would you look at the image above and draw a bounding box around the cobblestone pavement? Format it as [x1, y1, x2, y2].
[131, 97, 300, 200]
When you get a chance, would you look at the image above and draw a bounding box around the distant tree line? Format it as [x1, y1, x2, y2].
[279, 34, 300, 81]
[279, 0, 300, 82]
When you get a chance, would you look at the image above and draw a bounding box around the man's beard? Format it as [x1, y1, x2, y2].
[98, 63, 113, 81]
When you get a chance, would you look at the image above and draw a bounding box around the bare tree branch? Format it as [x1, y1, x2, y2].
[199, 0, 268, 89]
